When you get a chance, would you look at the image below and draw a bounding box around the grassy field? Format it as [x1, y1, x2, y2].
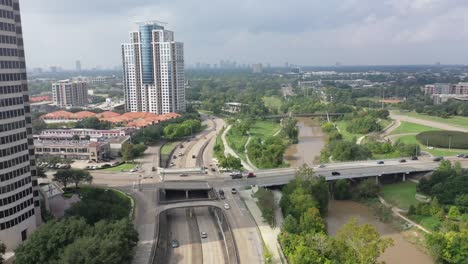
[263, 96, 283, 112]
[395, 111, 468, 129]
[250, 120, 282, 137]
[103, 162, 137, 172]
[336, 121, 364, 142]
[380, 181, 419, 210]
[416, 131, 468, 149]
[161, 141, 181, 155]
[391, 121, 440, 135]
[226, 129, 248, 160]
[396, 135, 467, 156]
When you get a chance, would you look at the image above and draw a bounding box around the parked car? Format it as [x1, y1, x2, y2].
[377, 160, 384, 164]
[171, 240, 179, 248]
[231, 188, 237, 194]
[331, 171, 340, 176]
[399, 159, 407, 163]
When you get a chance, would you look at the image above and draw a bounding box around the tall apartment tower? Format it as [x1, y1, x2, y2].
[75, 60, 81, 72]
[0, 0, 41, 250]
[52, 80, 88, 108]
[122, 21, 186, 114]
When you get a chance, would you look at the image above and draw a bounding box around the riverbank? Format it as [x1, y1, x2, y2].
[327, 200, 433, 264]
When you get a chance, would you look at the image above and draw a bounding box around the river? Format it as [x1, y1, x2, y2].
[284, 117, 325, 166]
[327, 200, 433, 264]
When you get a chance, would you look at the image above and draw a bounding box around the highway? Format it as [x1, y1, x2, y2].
[195, 207, 227, 264]
[166, 208, 202, 264]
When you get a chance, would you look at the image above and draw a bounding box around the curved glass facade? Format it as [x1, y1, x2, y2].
[139, 24, 162, 84]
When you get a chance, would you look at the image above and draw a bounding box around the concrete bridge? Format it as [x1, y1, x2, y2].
[264, 112, 346, 119]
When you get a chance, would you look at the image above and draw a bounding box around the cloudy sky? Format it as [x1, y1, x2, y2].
[20, 0, 468, 69]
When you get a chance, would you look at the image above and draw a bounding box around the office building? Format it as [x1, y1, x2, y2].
[454, 83, 468, 95]
[0, 0, 41, 250]
[121, 21, 186, 114]
[252, 63, 263, 73]
[75, 60, 81, 72]
[52, 80, 88, 108]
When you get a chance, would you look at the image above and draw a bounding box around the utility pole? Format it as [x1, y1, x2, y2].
[449, 135, 452, 150]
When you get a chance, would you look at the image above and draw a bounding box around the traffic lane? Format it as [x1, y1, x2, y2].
[195, 207, 227, 264]
[166, 208, 202, 264]
[222, 188, 264, 264]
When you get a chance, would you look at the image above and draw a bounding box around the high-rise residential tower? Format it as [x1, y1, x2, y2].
[0, 0, 41, 250]
[75, 60, 81, 72]
[52, 80, 88, 108]
[121, 21, 186, 114]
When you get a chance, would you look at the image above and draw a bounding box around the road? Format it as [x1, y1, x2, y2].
[195, 207, 227, 264]
[390, 112, 468, 132]
[222, 188, 264, 264]
[166, 208, 202, 264]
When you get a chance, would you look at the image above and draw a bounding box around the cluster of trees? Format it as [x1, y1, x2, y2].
[121, 143, 148, 162]
[418, 161, 468, 205]
[219, 154, 242, 171]
[320, 124, 372, 162]
[163, 119, 202, 140]
[131, 112, 200, 144]
[75, 117, 112, 130]
[247, 136, 286, 168]
[414, 99, 468, 118]
[364, 138, 420, 157]
[279, 166, 393, 263]
[53, 169, 93, 189]
[15, 218, 138, 264]
[282, 118, 299, 143]
[345, 109, 389, 134]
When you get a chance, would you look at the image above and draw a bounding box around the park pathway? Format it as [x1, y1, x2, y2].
[221, 125, 255, 171]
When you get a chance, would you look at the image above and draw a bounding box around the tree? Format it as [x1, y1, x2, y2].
[447, 206, 461, 220]
[121, 143, 135, 162]
[334, 179, 351, 200]
[75, 117, 112, 130]
[37, 167, 47, 178]
[299, 207, 325, 234]
[219, 154, 243, 171]
[69, 169, 93, 188]
[281, 215, 299, 234]
[32, 119, 47, 133]
[53, 170, 72, 188]
[335, 218, 393, 264]
[356, 178, 380, 198]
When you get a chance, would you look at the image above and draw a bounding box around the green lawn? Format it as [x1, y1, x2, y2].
[263, 96, 283, 112]
[395, 111, 468, 129]
[380, 181, 419, 210]
[336, 121, 364, 142]
[161, 141, 181, 155]
[391, 121, 440, 135]
[103, 162, 137, 172]
[396, 135, 466, 157]
[226, 130, 248, 160]
[250, 120, 282, 137]
[379, 119, 392, 130]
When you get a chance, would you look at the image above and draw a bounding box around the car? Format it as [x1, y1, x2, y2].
[219, 190, 225, 199]
[224, 203, 230, 209]
[201, 232, 207, 238]
[433, 157, 443, 162]
[170, 162, 175, 167]
[171, 240, 179, 248]
[152, 167, 156, 171]
[377, 161, 384, 165]
[173, 155, 177, 159]
[179, 174, 188, 177]
[247, 172, 256, 178]
[318, 164, 326, 168]
[101, 164, 111, 168]
[192, 155, 196, 159]
[231, 173, 242, 179]
[331, 171, 340, 176]
[180, 145, 184, 148]
[456, 154, 465, 158]
[399, 159, 407, 163]
[231, 188, 237, 194]
[178, 152, 183, 156]
[130, 168, 137, 172]
[211, 168, 216, 172]
[411, 156, 419, 160]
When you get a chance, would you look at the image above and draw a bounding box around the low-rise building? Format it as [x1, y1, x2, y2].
[223, 102, 243, 113]
[34, 140, 110, 161]
[107, 136, 131, 156]
[35, 128, 128, 140]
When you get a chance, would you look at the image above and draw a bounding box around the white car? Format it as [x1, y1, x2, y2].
[201, 232, 207, 238]
[224, 203, 230, 210]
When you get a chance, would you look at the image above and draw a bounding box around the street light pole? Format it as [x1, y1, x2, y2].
[449, 135, 452, 150]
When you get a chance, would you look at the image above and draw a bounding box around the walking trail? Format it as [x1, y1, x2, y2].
[221, 125, 255, 171]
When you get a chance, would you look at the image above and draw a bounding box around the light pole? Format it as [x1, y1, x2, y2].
[448, 135, 452, 150]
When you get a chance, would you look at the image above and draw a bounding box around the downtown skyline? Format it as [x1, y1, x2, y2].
[19, 0, 468, 69]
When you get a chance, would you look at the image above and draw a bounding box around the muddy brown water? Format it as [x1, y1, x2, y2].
[284, 117, 325, 166]
[327, 200, 433, 264]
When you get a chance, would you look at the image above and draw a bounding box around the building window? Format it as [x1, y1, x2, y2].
[21, 229, 27, 241]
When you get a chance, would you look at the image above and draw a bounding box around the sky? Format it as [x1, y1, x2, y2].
[20, 0, 468, 69]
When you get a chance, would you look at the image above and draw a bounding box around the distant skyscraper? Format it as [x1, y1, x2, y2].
[75, 60, 82, 72]
[122, 21, 186, 114]
[0, 0, 41, 250]
[52, 80, 88, 108]
[252, 63, 263, 73]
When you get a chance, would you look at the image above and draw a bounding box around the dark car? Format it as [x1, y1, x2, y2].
[219, 190, 225, 199]
[331, 171, 340, 176]
[192, 155, 196, 159]
[399, 159, 406, 163]
[377, 161, 384, 165]
[411, 156, 419, 160]
[211, 168, 216, 172]
[231, 174, 242, 179]
[456, 154, 465, 158]
[231, 188, 237, 194]
[433, 157, 443, 162]
[247, 172, 256, 178]
[171, 240, 179, 248]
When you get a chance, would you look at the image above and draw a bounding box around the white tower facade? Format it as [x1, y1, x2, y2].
[122, 21, 185, 114]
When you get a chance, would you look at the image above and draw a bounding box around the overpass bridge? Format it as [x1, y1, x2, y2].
[264, 112, 346, 119]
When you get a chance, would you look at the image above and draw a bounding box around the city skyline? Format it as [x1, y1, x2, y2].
[20, 0, 468, 69]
